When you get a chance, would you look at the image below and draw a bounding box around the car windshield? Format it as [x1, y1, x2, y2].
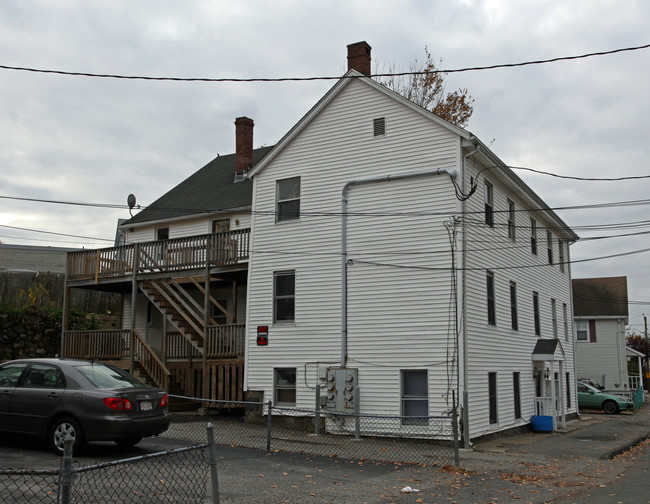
[581, 383, 600, 393]
[76, 364, 144, 389]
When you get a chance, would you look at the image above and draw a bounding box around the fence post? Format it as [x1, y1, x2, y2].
[266, 400, 273, 451]
[314, 384, 321, 435]
[59, 437, 73, 504]
[452, 390, 460, 466]
[206, 423, 220, 504]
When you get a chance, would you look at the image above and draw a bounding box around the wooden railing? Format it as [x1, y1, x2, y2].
[133, 330, 171, 389]
[165, 332, 202, 360]
[629, 375, 642, 390]
[63, 329, 130, 360]
[207, 324, 246, 358]
[67, 229, 251, 281]
[165, 325, 245, 359]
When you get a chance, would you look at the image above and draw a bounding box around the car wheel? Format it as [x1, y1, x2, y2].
[603, 400, 619, 415]
[49, 417, 84, 455]
[115, 436, 143, 449]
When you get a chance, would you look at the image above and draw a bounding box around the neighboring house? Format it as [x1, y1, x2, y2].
[62, 117, 273, 400]
[573, 276, 638, 390]
[245, 42, 579, 441]
[0, 244, 77, 274]
[62, 42, 579, 442]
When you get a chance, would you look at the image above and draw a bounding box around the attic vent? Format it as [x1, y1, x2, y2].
[373, 117, 386, 136]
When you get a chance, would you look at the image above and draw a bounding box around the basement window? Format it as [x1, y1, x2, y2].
[373, 117, 386, 136]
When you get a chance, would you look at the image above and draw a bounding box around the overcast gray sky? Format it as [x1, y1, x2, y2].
[1, 1, 649, 333]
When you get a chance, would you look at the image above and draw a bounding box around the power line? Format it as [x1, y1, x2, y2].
[1, 43, 648, 82]
[0, 224, 113, 242]
[0, 195, 136, 210]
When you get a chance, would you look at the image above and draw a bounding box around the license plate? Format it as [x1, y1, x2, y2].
[140, 400, 152, 411]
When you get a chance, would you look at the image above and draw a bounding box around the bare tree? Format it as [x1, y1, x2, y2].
[376, 46, 475, 128]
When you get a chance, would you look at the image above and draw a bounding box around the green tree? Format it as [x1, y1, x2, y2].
[376, 46, 475, 128]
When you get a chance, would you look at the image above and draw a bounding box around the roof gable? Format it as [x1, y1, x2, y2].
[248, 69, 470, 178]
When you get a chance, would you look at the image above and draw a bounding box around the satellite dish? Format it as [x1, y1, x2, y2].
[127, 194, 137, 217]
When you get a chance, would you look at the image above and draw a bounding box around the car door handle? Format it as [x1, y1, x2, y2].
[0, 390, 13, 396]
[48, 392, 59, 399]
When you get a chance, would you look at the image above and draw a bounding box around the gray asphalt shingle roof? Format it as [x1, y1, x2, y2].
[123, 146, 273, 226]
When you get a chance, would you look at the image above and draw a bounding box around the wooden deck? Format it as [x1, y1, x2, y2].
[67, 229, 250, 282]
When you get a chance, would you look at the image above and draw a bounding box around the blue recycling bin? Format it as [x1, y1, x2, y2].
[530, 415, 553, 432]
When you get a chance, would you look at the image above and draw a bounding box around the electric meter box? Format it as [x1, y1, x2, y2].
[325, 368, 358, 412]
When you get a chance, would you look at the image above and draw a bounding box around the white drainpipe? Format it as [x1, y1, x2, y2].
[340, 168, 457, 367]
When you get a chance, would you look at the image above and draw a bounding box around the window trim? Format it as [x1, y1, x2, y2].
[275, 177, 301, 223]
[558, 239, 565, 272]
[551, 298, 558, 339]
[547, 230, 554, 265]
[273, 368, 297, 406]
[273, 270, 295, 323]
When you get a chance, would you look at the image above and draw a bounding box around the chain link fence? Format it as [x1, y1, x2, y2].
[0, 426, 219, 504]
[165, 396, 459, 466]
[0, 469, 60, 504]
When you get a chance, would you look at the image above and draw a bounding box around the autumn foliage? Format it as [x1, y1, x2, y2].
[376, 46, 475, 128]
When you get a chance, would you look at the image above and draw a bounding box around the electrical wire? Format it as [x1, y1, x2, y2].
[1, 43, 648, 82]
[0, 224, 113, 242]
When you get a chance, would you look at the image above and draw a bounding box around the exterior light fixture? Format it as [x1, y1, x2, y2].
[544, 367, 551, 381]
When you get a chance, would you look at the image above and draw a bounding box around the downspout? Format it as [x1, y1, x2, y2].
[461, 146, 478, 448]
[340, 167, 457, 368]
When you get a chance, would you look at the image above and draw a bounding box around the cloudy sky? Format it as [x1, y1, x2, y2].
[1, 1, 649, 333]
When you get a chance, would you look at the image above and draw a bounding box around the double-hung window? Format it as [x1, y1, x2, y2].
[273, 271, 295, 322]
[576, 320, 596, 342]
[401, 370, 428, 425]
[563, 303, 569, 341]
[559, 240, 565, 272]
[547, 231, 554, 264]
[484, 181, 494, 227]
[507, 199, 516, 241]
[276, 177, 300, 222]
[533, 292, 541, 336]
[487, 271, 496, 326]
[510, 282, 518, 331]
[551, 299, 558, 338]
[530, 219, 537, 255]
[513, 372, 521, 419]
[274, 368, 296, 405]
[488, 372, 498, 424]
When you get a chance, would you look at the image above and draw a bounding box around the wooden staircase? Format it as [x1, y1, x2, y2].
[141, 278, 207, 355]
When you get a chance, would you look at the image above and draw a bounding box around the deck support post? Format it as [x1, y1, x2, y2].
[129, 243, 139, 374]
[202, 243, 211, 401]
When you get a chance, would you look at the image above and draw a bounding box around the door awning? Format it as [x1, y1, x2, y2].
[531, 338, 565, 362]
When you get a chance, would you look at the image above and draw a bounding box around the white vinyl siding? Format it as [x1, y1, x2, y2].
[462, 157, 575, 437]
[246, 76, 577, 440]
[246, 78, 459, 413]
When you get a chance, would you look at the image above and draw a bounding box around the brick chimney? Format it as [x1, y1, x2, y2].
[235, 116, 254, 177]
[347, 41, 372, 75]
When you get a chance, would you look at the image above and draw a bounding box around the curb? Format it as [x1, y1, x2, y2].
[601, 430, 650, 460]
